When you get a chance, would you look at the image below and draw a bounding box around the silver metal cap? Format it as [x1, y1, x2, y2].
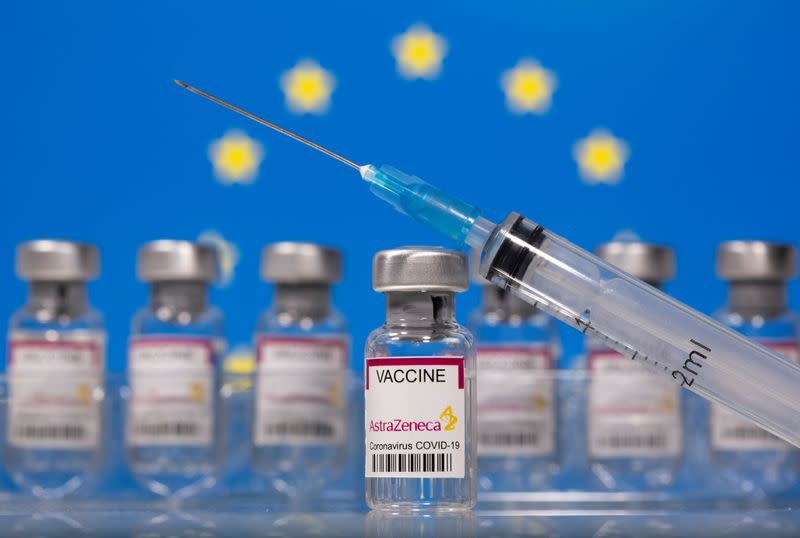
[16, 240, 99, 281]
[373, 247, 469, 293]
[137, 240, 218, 282]
[717, 241, 796, 281]
[596, 242, 675, 284]
[261, 242, 342, 284]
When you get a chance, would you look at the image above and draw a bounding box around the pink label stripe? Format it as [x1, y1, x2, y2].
[8, 340, 100, 365]
[365, 357, 464, 390]
[257, 336, 349, 367]
[477, 345, 553, 368]
[129, 336, 215, 364]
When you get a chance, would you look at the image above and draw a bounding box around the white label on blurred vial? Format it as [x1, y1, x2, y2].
[365, 357, 465, 478]
[254, 336, 348, 446]
[588, 350, 682, 458]
[711, 341, 800, 451]
[7, 331, 104, 449]
[477, 345, 554, 456]
[127, 337, 214, 447]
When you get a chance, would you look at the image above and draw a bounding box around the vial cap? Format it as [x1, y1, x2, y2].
[372, 247, 469, 293]
[261, 242, 342, 284]
[16, 240, 99, 281]
[717, 241, 796, 281]
[137, 240, 217, 282]
[596, 241, 675, 284]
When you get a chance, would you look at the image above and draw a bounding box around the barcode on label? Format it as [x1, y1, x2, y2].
[134, 422, 198, 437]
[596, 434, 667, 450]
[480, 430, 540, 448]
[721, 426, 779, 442]
[14, 424, 86, 441]
[371, 453, 453, 474]
[264, 421, 335, 438]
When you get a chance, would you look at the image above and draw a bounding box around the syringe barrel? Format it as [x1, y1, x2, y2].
[478, 212, 800, 447]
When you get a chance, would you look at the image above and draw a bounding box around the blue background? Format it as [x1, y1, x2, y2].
[1, 1, 798, 370]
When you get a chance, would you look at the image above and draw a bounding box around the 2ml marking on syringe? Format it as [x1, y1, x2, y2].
[671, 339, 711, 387]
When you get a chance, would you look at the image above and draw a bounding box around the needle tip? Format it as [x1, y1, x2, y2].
[174, 79, 190, 89]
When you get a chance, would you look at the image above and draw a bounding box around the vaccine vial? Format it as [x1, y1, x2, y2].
[5, 240, 105, 497]
[469, 250, 561, 491]
[709, 241, 799, 490]
[365, 247, 476, 511]
[252, 242, 349, 496]
[587, 242, 682, 489]
[126, 240, 224, 496]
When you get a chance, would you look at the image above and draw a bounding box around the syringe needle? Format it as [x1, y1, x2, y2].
[174, 80, 361, 170]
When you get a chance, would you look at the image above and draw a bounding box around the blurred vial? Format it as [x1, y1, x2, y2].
[365, 247, 476, 511]
[709, 241, 799, 492]
[468, 250, 561, 492]
[587, 242, 683, 489]
[251, 242, 350, 497]
[126, 240, 224, 497]
[5, 240, 105, 498]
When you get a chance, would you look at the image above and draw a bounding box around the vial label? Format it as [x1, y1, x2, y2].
[588, 350, 682, 458]
[127, 336, 215, 447]
[253, 336, 348, 446]
[7, 331, 104, 449]
[477, 345, 554, 456]
[711, 340, 800, 451]
[365, 357, 465, 478]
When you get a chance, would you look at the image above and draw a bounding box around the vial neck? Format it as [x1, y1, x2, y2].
[27, 281, 88, 320]
[273, 284, 332, 320]
[385, 292, 457, 327]
[728, 280, 787, 320]
[481, 285, 536, 321]
[150, 281, 209, 316]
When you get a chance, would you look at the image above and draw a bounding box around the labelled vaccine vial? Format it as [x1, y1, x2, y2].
[252, 242, 350, 496]
[126, 240, 224, 496]
[709, 241, 799, 486]
[587, 242, 682, 489]
[5, 240, 105, 497]
[469, 250, 561, 491]
[365, 247, 476, 511]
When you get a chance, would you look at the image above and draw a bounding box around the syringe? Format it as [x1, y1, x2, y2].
[176, 80, 800, 447]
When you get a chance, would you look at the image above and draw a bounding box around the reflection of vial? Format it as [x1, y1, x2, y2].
[5, 240, 105, 498]
[126, 241, 224, 497]
[469, 250, 561, 491]
[252, 242, 349, 496]
[587, 242, 682, 489]
[365, 247, 476, 511]
[709, 241, 799, 490]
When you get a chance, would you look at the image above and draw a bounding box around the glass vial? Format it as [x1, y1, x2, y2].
[252, 242, 350, 497]
[469, 249, 561, 492]
[126, 240, 224, 497]
[5, 240, 105, 498]
[586, 242, 683, 489]
[709, 241, 799, 492]
[365, 247, 476, 511]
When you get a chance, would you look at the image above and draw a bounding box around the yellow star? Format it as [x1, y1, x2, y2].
[208, 130, 264, 184]
[198, 230, 240, 287]
[280, 59, 336, 114]
[501, 59, 557, 115]
[392, 24, 448, 80]
[573, 129, 630, 184]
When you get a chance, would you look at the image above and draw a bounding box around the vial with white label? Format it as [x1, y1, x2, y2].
[251, 242, 350, 496]
[365, 247, 476, 511]
[586, 242, 683, 489]
[469, 250, 561, 491]
[708, 241, 799, 490]
[126, 240, 224, 496]
[5, 240, 105, 497]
